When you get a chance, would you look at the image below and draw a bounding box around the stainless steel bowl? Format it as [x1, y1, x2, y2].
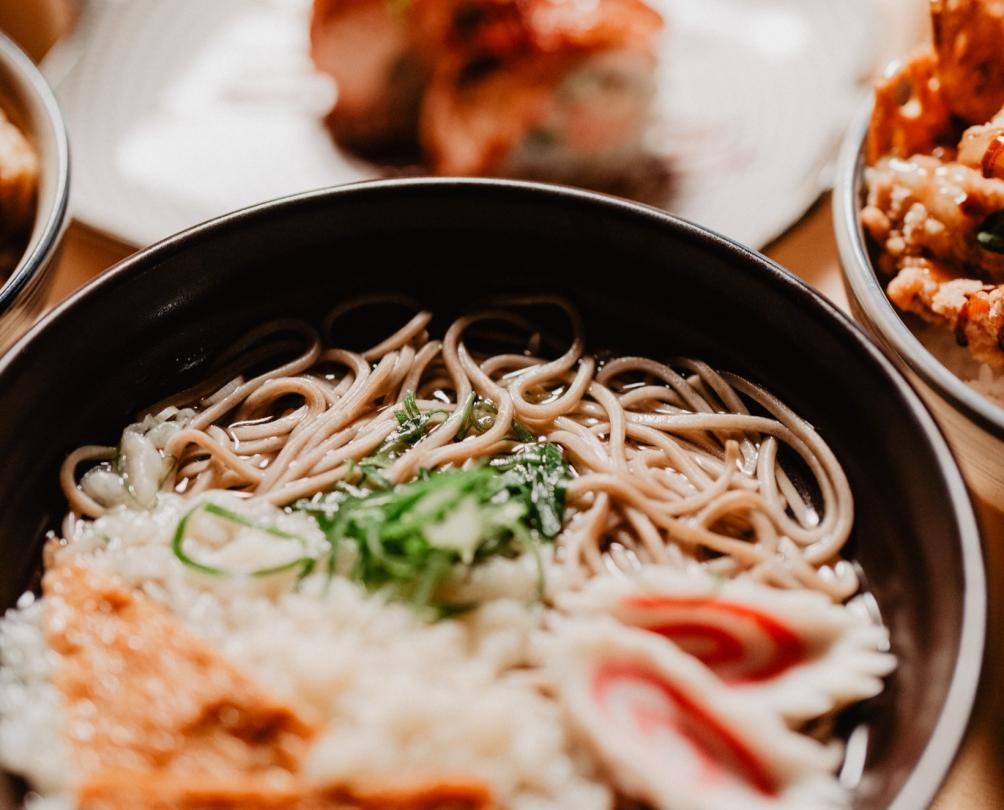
[0, 31, 69, 353]
[834, 100, 1004, 502]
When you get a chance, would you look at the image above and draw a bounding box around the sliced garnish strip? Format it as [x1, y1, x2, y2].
[591, 659, 778, 796]
[557, 568, 895, 722]
[553, 621, 845, 810]
[620, 594, 807, 683]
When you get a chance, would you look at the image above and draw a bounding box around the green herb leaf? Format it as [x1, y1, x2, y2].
[491, 441, 570, 538]
[511, 419, 536, 444]
[977, 210, 1004, 254]
[292, 456, 564, 613]
[172, 502, 315, 578]
[377, 391, 438, 459]
[347, 391, 442, 488]
[456, 393, 498, 440]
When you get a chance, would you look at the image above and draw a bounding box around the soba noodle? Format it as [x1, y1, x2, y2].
[61, 297, 857, 601]
[0, 295, 899, 810]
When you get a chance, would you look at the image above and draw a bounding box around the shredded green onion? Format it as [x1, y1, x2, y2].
[172, 502, 315, 578]
[977, 211, 1004, 254]
[170, 394, 571, 616]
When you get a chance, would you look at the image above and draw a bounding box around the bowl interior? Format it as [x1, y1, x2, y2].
[0, 181, 984, 810]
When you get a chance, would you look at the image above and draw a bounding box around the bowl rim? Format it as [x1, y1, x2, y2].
[3, 177, 988, 810]
[833, 99, 1004, 438]
[0, 30, 70, 315]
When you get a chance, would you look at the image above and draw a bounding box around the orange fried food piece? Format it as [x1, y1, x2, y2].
[310, 0, 427, 153]
[866, 51, 954, 164]
[46, 564, 493, 810]
[79, 771, 493, 810]
[44, 564, 317, 783]
[335, 779, 493, 810]
[887, 257, 1004, 367]
[931, 0, 1004, 125]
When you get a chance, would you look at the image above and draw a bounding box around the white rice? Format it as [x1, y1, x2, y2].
[0, 596, 69, 798]
[0, 492, 612, 809]
[909, 318, 1004, 407]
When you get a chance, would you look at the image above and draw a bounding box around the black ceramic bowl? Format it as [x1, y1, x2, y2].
[0, 180, 985, 810]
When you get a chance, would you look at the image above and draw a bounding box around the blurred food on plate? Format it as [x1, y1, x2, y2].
[48, 0, 876, 248]
[311, 0, 663, 185]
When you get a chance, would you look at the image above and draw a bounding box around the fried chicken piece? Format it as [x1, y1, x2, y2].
[866, 2, 1004, 163]
[866, 51, 955, 164]
[411, 0, 663, 180]
[862, 154, 1004, 280]
[931, 0, 1004, 125]
[887, 258, 1004, 367]
[862, 0, 1004, 368]
[958, 105, 1004, 179]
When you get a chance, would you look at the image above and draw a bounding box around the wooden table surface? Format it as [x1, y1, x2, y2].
[22, 0, 1004, 807]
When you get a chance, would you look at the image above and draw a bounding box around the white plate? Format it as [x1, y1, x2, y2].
[49, 0, 876, 248]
